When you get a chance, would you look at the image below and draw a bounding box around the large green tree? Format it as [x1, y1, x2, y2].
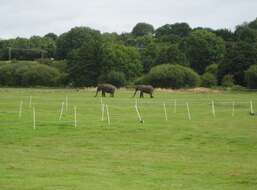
[157, 44, 188, 66]
[132, 23, 154, 36]
[214, 29, 235, 42]
[101, 43, 143, 80]
[140, 42, 161, 73]
[218, 41, 257, 85]
[235, 25, 257, 44]
[44, 33, 58, 42]
[29, 36, 56, 58]
[183, 29, 225, 74]
[156, 23, 191, 37]
[56, 27, 101, 59]
[0, 36, 56, 60]
[155, 23, 191, 43]
[66, 36, 103, 87]
[248, 18, 257, 30]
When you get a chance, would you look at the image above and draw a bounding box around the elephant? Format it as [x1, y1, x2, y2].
[133, 85, 154, 98]
[95, 84, 116, 97]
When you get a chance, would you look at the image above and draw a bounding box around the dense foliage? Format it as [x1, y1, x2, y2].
[201, 73, 217, 87]
[132, 23, 154, 36]
[245, 65, 257, 89]
[221, 74, 234, 87]
[100, 43, 143, 80]
[0, 62, 61, 86]
[0, 18, 257, 88]
[183, 29, 225, 74]
[141, 64, 200, 88]
[98, 71, 126, 88]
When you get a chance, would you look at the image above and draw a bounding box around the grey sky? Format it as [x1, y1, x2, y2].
[0, 0, 256, 39]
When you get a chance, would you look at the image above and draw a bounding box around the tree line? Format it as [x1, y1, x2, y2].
[0, 18, 257, 89]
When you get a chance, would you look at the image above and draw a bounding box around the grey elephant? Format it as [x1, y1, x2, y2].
[133, 85, 154, 98]
[95, 84, 116, 97]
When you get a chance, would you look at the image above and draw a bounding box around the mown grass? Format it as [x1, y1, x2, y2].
[0, 88, 257, 190]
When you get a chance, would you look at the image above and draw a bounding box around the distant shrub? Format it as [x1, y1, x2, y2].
[37, 59, 67, 73]
[98, 71, 126, 88]
[231, 85, 247, 91]
[201, 73, 217, 87]
[0, 62, 61, 86]
[222, 74, 234, 87]
[134, 75, 150, 85]
[205, 64, 218, 76]
[245, 65, 257, 89]
[145, 64, 200, 88]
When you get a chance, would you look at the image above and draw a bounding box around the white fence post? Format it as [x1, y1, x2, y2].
[65, 96, 68, 112]
[59, 102, 65, 121]
[212, 100, 216, 118]
[100, 97, 105, 121]
[74, 106, 77, 128]
[101, 103, 105, 121]
[33, 106, 36, 130]
[186, 102, 191, 121]
[174, 99, 177, 113]
[18, 101, 23, 118]
[106, 104, 110, 125]
[163, 103, 168, 121]
[135, 104, 143, 123]
[232, 101, 235, 117]
[250, 100, 254, 114]
[29, 96, 32, 108]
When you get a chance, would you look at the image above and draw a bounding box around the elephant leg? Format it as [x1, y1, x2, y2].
[140, 91, 144, 98]
[95, 90, 99, 97]
[133, 90, 138, 97]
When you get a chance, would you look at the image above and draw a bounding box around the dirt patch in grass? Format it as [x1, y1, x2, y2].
[157, 87, 221, 93]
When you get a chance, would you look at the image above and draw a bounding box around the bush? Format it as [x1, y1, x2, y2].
[222, 74, 234, 87]
[145, 64, 200, 88]
[134, 75, 150, 85]
[37, 59, 67, 73]
[201, 73, 217, 87]
[98, 71, 126, 88]
[205, 64, 218, 76]
[245, 65, 257, 89]
[231, 85, 247, 91]
[0, 62, 61, 87]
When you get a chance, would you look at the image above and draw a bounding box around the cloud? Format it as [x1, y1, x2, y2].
[0, 0, 256, 38]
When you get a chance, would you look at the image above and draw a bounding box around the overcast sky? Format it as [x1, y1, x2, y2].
[0, 0, 256, 39]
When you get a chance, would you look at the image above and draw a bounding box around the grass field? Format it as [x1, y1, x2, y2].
[0, 88, 257, 190]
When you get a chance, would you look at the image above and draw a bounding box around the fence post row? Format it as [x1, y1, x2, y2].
[2, 98, 256, 130]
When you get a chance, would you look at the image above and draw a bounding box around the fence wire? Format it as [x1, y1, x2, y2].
[0, 97, 256, 129]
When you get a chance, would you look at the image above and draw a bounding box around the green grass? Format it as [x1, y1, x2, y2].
[0, 88, 257, 190]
